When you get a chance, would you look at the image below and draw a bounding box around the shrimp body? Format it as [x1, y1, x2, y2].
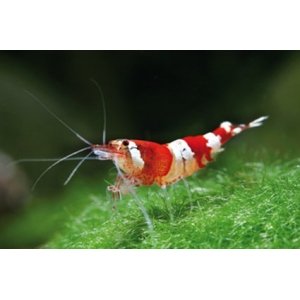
[92, 116, 268, 196]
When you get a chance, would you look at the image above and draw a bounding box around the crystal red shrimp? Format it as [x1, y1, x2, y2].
[92, 116, 268, 198]
[23, 90, 267, 199]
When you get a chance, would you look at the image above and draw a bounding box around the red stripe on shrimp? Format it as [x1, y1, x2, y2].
[183, 135, 213, 168]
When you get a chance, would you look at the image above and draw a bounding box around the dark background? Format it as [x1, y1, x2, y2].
[0, 50, 299, 198]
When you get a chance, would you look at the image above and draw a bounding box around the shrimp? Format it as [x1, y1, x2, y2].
[92, 116, 268, 198]
[22, 88, 268, 200]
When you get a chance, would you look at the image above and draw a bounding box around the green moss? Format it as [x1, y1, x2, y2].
[43, 155, 300, 249]
[1, 150, 299, 249]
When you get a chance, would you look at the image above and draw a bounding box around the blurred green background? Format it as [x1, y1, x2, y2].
[0, 51, 299, 248]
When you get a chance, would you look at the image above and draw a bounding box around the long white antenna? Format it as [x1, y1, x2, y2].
[31, 146, 90, 190]
[90, 79, 107, 144]
[64, 151, 93, 185]
[25, 90, 92, 146]
[11, 157, 99, 164]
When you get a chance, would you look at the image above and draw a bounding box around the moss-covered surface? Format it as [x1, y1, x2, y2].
[1, 151, 299, 249]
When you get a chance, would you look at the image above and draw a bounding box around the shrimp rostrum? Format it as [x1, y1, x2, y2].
[92, 116, 268, 198]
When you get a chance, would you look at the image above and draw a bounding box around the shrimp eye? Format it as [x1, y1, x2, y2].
[122, 140, 129, 146]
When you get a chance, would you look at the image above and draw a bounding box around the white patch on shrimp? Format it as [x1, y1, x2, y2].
[249, 116, 269, 128]
[93, 149, 114, 160]
[168, 139, 195, 161]
[232, 127, 242, 135]
[128, 141, 144, 169]
[220, 121, 232, 133]
[164, 139, 198, 183]
[204, 132, 222, 153]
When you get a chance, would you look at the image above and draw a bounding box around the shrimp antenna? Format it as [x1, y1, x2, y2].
[25, 90, 92, 146]
[89, 79, 107, 144]
[64, 151, 93, 185]
[31, 146, 90, 191]
[10, 157, 100, 165]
